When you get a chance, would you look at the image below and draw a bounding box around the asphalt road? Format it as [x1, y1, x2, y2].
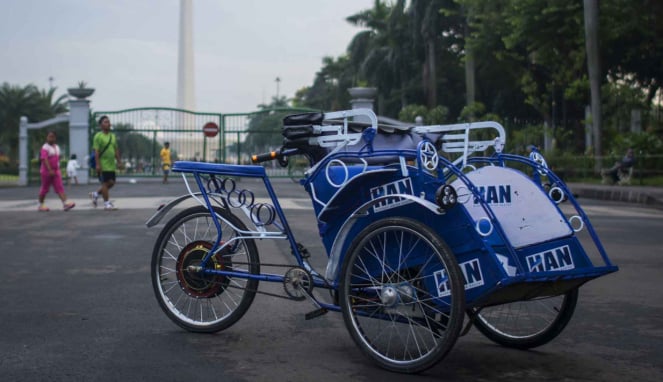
[0, 180, 662, 381]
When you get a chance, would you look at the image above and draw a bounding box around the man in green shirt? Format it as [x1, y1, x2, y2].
[89, 115, 122, 210]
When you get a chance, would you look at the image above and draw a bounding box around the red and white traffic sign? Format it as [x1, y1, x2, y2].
[203, 122, 219, 138]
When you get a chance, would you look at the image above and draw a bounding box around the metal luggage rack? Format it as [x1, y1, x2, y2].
[290, 109, 508, 212]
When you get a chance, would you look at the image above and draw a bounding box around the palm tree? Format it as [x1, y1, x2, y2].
[409, 0, 449, 108]
[38, 87, 68, 116]
[347, 0, 414, 113]
[0, 83, 69, 168]
[346, 0, 390, 83]
[0, 84, 41, 164]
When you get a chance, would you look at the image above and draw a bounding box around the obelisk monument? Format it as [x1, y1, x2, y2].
[177, 0, 195, 110]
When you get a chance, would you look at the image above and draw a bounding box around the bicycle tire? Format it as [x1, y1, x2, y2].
[471, 288, 578, 349]
[339, 217, 465, 373]
[151, 206, 260, 333]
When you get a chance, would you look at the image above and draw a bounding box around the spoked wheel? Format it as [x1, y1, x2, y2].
[339, 217, 465, 373]
[151, 206, 260, 333]
[470, 288, 578, 349]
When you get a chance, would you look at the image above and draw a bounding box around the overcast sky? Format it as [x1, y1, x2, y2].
[0, 0, 375, 113]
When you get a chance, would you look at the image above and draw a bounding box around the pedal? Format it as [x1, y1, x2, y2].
[305, 308, 328, 320]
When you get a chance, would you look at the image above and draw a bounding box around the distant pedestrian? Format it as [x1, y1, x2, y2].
[603, 148, 635, 184]
[38, 131, 75, 212]
[89, 115, 122, 210]
[160, 141, 172, 184]
[66, 153, 80, 186]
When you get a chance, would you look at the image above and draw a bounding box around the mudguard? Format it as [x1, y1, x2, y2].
[324, 194, 443, 283]
[145, 192, 218, 227]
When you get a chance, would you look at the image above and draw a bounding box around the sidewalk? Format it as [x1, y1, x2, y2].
[0, 177, 312, 212]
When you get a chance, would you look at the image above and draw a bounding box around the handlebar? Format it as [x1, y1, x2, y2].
[251, 149, 282, 164]
[251, 148, 300, 164]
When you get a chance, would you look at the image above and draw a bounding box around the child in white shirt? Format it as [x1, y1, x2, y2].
[66, 154, 80, 186]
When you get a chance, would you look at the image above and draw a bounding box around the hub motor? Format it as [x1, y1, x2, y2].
[175, 241, 232, 298]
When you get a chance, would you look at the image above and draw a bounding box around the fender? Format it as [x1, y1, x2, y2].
[324, 193, 444, 283]
[145, 192, 223, 227]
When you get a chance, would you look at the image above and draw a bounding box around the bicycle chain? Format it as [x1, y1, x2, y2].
[225, 282, 298, 301]
[207, 260, 333, 301]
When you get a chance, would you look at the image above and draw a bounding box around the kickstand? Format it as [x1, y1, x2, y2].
[460, 308, 480, 336]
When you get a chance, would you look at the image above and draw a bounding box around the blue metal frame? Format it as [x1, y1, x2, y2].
[171, 161, 331, 290]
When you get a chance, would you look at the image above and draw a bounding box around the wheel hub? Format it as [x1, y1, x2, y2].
[380, 286, 398, 307]
[176, 241, 232, 298]
[380, 283, 415, 307]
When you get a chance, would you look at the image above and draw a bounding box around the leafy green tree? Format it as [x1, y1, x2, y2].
[601, 0, 663, 106]
[293, 56, 353, 111]
[398, 104, 449, 125]
[243, 96, 292, 155]
[459, 0, 592, 151]
[398, 104, 428, 124]
[298, 0, 661, 160]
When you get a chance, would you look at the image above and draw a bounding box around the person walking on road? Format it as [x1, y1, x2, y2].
[160, 141, 172, 184]
[89, 115, 122, 210]
[38, 131, 75, 211]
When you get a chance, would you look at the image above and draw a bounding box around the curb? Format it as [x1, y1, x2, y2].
[569, 184, 663, 210]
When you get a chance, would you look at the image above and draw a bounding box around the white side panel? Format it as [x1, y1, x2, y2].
[451, 166, 571, 248]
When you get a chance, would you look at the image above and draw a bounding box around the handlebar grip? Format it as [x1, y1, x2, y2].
[251, 150, 281, 164]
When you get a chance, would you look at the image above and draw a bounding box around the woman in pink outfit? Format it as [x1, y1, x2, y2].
[38, 131, 75, 211]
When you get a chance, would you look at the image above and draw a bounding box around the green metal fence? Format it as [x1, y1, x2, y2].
[90, 107, 316, 179]
[5, 107, 662, 186]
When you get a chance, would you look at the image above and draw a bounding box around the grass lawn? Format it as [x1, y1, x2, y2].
[0, 174, 18, 186]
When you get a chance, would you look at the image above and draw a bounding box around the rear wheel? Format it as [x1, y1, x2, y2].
[339, 217, 465, 373]
[151, 206, 260, 333]
[471, 288, 578, 349]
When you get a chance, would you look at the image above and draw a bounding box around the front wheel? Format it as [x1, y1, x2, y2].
[471, 288, 578, 349]
[151, 206, 260, 333]
[339, 217, 465, 373]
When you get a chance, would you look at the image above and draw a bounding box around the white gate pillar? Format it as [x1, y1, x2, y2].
[68, 98, 91, 184]
[348, 87, 377, 125]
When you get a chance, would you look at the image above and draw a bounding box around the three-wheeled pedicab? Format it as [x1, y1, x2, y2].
[147, 108, 618, 373]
